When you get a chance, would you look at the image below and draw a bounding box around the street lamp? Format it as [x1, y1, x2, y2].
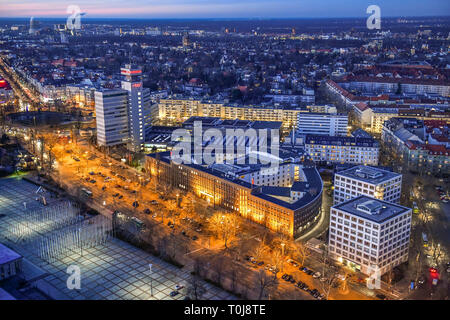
[149, 263, 153, 297]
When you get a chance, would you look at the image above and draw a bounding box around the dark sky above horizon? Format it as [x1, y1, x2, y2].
[1, 0, 449, 18]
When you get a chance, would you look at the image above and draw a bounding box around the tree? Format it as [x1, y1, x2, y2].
[186, 258, 206, 300]
[271, 249, 285, 274]
[210, 212, 239, 249]
[186, 274, 206, 300]
[252, 241, 268, 262]
[319, 247, 339, 300]
[255, 269, 278, 300]
[292, 241, 311, 266]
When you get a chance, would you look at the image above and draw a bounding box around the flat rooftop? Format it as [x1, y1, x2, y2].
[0, 243, 22, 266]
[333, 195, 410, 223]
[336, 165, 401, 184]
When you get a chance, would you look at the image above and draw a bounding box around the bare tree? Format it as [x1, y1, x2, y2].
[255, 269, 278, 300]
[186, 274, 206, 300]
[252, 241, 268, 262]
[210, 212, 239, 249]
[293, 241, 311, 266]
[319, 248, 339, 300]
[271, 249, 285, 274]
[229, 264, 240, 293]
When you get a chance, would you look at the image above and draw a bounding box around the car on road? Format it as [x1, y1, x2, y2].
[113, 193, 119, 197]
[118, 195, 123, 199]
[257, 261, 264, 266]
[101, 186, 106, 191]
[150, 200, 158, 205]
[132, 201, 139, 208]
[192, 236, 198, 241]
[376, 294, 387, 300]
[90, 180, 96, 184]
[143, 208, 151, 215]
[301, 267, 308, 272]
[306, 270, 314, 276]
[89, 171, 95, 175]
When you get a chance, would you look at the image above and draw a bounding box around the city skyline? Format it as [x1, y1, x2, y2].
[1, 0, 450, 18]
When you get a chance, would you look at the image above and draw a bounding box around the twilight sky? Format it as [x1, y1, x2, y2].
[1, 0, 449, 18]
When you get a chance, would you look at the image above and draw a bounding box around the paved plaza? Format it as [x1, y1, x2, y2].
[0, 177, 237, 300]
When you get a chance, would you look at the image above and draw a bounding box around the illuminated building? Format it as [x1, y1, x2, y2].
[297, 112, 348, 136]
[146, 146, 323, 238]
[305, 135, 379, 166]
[382, 117, 450, 175]
[328, 195, 411, 275]
[155, 98, 324, 133]
[121, 64, 151, 152]
[334, 165, 402, 205]
[94, 89, 129, 147]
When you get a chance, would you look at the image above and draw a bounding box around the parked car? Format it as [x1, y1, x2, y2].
[143, 208, 151, 215]
[313, 272, 321, 278]
[170, 291, 179, 297]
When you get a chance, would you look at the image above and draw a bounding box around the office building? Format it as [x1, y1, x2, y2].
[146, 146, 323, 238]
[297, 112, 348, 136]
[94, 89, 129, 147]
[121, 64, 151, 152]
[334, 165, 402, 205]
[305, 135, 380, 166]
[328, 195, 411, 275]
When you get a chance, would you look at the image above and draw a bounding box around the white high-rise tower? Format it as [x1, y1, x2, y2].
[120, 64, 151, 152]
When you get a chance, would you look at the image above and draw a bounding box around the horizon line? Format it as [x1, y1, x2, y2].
[1, 15, 450, 20]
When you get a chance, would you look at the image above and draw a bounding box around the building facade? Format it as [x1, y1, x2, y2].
[145, 149, 323, 238]
[382, 118, 450, 175]
[94, 89, 129, 147]
[156, 98, 336, 133]
[328, 195, 411, 275]
[334, 165, 402, 205]
[305, 135, 380, 166]
[297, 112, 348, 136]
[121, 64, 151, 152]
